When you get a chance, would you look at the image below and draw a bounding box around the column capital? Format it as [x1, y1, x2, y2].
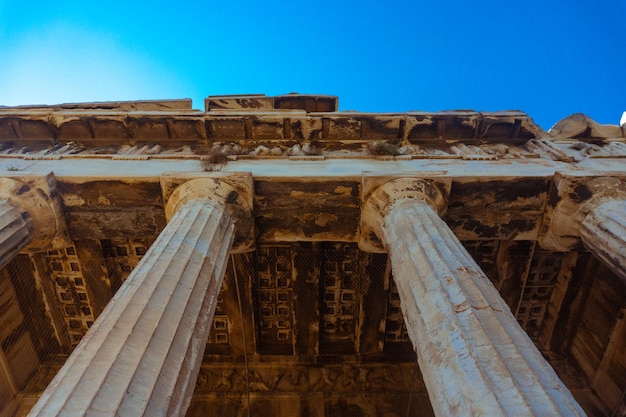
[539, 173, 626, 251]
[580, 200, 626, 282]
[0, 173, 70, 251]
[359, 177, 450, 253]
[161, 172, 254, 253]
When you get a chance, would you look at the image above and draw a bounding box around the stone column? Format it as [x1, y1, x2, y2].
[28, 178, 252, 417]
[539, 175, 626, 284]
[580, 200, 626, 282]
[0, 175, 67, 417]
[361, 179, 585, 417]
[0, 200, 32, 270]
[0, 175, 67, 270]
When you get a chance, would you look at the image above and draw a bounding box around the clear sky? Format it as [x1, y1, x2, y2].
[0, 0, 624, 129]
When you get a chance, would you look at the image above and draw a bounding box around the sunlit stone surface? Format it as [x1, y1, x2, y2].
[581, 200, 626, 283]
[28, 200, 235, 417]
[364, 180, 585, 416]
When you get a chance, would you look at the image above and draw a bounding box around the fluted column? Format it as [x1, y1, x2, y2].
[28, 177, 252, 417]
[539, 175, 626, 283]
[0, 175, 67, 269]
[0, 200, 32, 270]
[362, 179, 585, 417]
[580, 200, 626, 282]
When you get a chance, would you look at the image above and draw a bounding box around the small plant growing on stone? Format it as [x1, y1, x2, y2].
[367, 141, 401, 156]
[201, 149, 229, 171]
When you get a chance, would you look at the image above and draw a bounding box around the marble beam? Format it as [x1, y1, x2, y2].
[362, 179, 585, 417]
[28, 178, 251, 417]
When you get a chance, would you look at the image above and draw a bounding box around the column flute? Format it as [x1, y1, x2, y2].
[361, 178, 585, 417]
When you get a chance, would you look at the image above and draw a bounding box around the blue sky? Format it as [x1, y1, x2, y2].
[0, 0, 624, 129]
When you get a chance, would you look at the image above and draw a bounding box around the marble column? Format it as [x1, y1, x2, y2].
[0, 175, 66, 417]
[580, 200, 626, 282]
[539, 175, 626, 283]
[28, 178, 251, 417]
[0, 175, 66, 270]
[362, 179, 585, 417]
[0, 199, 32, 270]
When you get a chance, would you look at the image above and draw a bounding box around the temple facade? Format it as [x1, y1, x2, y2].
[0, 94, 623, 416]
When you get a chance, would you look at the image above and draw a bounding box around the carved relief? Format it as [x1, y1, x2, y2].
[286, 366, 309, 390]
[194, 363, 427, 395]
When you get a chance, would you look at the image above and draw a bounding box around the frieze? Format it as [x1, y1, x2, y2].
[194, 363, 426, 395]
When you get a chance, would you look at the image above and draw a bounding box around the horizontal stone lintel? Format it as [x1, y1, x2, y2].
[0, 110, 541, 145]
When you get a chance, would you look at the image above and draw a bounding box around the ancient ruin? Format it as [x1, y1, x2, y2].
[0, 94, 623, 416]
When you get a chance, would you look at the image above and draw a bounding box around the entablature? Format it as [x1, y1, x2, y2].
[0, 96, 546, 150]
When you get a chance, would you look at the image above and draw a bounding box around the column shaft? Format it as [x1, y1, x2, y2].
[28, 200, 235, 417]
[580, 200, 626, 282]
[382, 199, 584, 417]
[0, 200, 32, 270]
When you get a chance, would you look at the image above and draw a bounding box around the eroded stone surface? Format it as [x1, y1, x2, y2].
[539, 175, 626, 251]
[28, 200, 235, 417]
[549, 113, 623, 139]
[0, 96, 624, 417]
[0, 175, 69, 252]
[363, 180, 585, 416]
[580, 200, 626, 282]
[0, 200, 32, 270]
[540, 175, 626, 283]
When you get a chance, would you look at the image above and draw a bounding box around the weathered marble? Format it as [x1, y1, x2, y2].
[27, 199, 235, 417]
[0, 96, 624, 416]
[0, 200, 32, 270]
[549, 113, 623, 139]
[0, 175, 69, 254]
[363, 179, 585, 417]
[580, 200, 626, 283]
[539, 175, 626, 283]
